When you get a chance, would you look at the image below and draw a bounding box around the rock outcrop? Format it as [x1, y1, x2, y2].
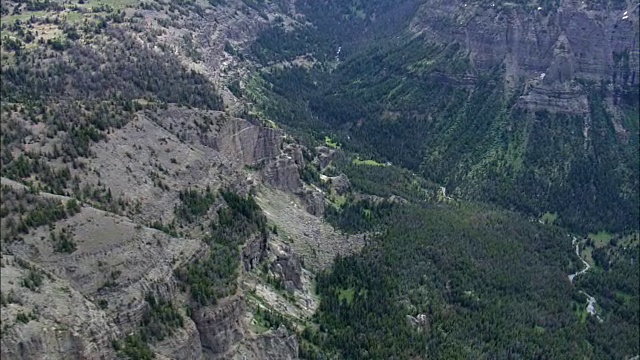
[193, 296, 245, 358]
[0, 256, 119, 360]
[243, 233, 269, 272]
[0, 100, 345, 359]
[211, 118, 282, 169]
[406, 313, 430, 332]
[518, 82, 590, 114]
[234, 325, 299, 360]
[261, 143, 306, 193]
[301, 187, 325, 217]
[256, 187, 365, 271]
[263, 156, 304, 193]
[271, 243, 303, 292]
[154, 319, 203, 360]
[326, 174, 351, 196]
[314, 146, 338, 170]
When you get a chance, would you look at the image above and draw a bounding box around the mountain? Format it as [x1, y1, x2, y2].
[0, 0, 638, 359]
[250, 0, 639, 233]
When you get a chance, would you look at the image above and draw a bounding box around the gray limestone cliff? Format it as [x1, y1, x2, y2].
[411, 0, 639, 113]
[193, 296, 245, 358]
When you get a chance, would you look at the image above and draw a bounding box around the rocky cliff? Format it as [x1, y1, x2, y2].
[193, 296, 245, 358]
[411, 0, 639, 112]
[412, 0, 638, 83]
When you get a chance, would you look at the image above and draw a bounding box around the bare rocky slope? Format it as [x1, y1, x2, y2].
[0, 108, 360, 359]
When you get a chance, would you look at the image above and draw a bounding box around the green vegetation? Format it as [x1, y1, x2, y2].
[15, 312, 30, 324]
[250, 2, 638, 235]
[337, 158, 437, 201]
[0, 0, 636, 358]
[307, 203, 638, 359]
[1, 26, 224, 207]
[575, 232, 639, 358]
[175, 190, 267, 305]
[588, 230, 613, 245]
[0, 15, 226, 244]
[325, 198, 396, 234]
[16, 199, 68, 232]
[0, 291, 18, 307]
[21, 269, 44, 291]
[149, 220, 178, 237]
[51, 227, 77, 253]
[112, 293, 183, 358]
[98, 299, 108, 309]
[300, 163, 321, 184]
[352, 157, 385, 167]
[175, 187, 216, 223]
[0, 186, 81, 244]
[324, 136, 340, 149]
[114, 334, 154, 360]
[1, 153, 72, 195]
[66, 199, 81, 214]
[540, 212, 558, 225]
[336, 288, 355, 305]
[253, 306, 293, 332]
[139, 293, 184, 343]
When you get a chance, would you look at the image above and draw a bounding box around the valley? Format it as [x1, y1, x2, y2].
[0, 0, 638, 359]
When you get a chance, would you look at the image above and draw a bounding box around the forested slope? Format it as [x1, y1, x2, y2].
[301, 203, 639, 359]
[247, 0, 639, 234]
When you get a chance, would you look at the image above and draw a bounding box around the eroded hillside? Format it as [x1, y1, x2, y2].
[1, 0, 638, 359]
[0, 1, 365, 358]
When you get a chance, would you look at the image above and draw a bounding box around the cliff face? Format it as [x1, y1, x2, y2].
[243, 233, 269, 272]
[0, 184, 207, 360]
[403, 1, 639, 232]
[154, 319, 204, 360]
[193, 296, 245, 358]
[211, 118, 282, 169]
[410, 0, 639, 115]
[412, 0, 639, 88]
[0, 0, 345, 356]
[234, 326, 299, 360]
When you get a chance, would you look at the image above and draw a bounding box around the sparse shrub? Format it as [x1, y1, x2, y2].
[2, 36, 22, 51]
[21, 270, 43, 291]
[98, 299, 108, 309]
[15, 312, 29, 324]
[51, 228, 77, 253]
[0, 291, 16, 306]
[150, 220, 178, 237]
[254, 306, 292, 331]
[98, 279, 117, 292]
[66, 199, 81, 214]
